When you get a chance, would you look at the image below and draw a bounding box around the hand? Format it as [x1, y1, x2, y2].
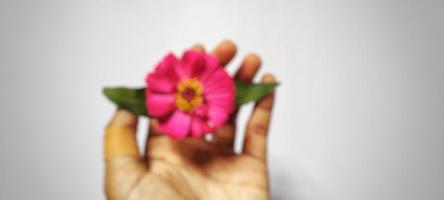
[103, 40, 277, 200]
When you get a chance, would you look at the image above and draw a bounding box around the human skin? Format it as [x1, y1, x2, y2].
[103, 40, 277, 200]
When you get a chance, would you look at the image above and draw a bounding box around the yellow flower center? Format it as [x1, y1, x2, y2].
[175, 78, 204, 112]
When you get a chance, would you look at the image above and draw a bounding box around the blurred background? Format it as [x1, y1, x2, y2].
[1, 0, 443, 199]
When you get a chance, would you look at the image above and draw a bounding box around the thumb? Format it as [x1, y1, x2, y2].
[104, 109, 146, 200]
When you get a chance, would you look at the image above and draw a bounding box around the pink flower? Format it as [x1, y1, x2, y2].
[145, 50, 235, 138]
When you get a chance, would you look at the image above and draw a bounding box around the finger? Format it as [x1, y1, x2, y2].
[243, 74, 276, 161]
[191, 43, 206, 53]
[147, 119, 165, 140]
[104, 109, 146, 199]
[234, 53, 261, 82]
[212, 54, 261, 146]
[104, 108, 140, 159]
[210, 39, 237, 66]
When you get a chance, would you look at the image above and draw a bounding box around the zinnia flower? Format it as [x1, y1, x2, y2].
[145, 50, 235, 138]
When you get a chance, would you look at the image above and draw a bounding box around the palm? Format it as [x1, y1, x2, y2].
[128, 136, 268, 200]
[104, 41, 276, 200]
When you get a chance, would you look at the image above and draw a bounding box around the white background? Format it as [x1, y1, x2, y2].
[1, 0, 443, 199]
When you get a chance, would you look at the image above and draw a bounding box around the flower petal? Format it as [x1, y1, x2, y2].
[207, 105, 230, 128]
[202, 69, 234, 94]
[191, 116, 212, 138]
[205, 83, 235, 95]
[158, 110, 192, 138]
[174, 50, 204, 79]
[198, 55, 220, 82]
[146, 73, 177, 93]
[205, 93, 234, 112]
[203, 68, 235, 112]
[146, 91, 176, 117]
[155, 53, 179, 82]
[193, 105, 209, 118]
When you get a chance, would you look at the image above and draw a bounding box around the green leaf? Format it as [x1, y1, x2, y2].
[235, 81, 279, 106]
[103, 81, 278, 116]
[103, 87, 148, 116]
